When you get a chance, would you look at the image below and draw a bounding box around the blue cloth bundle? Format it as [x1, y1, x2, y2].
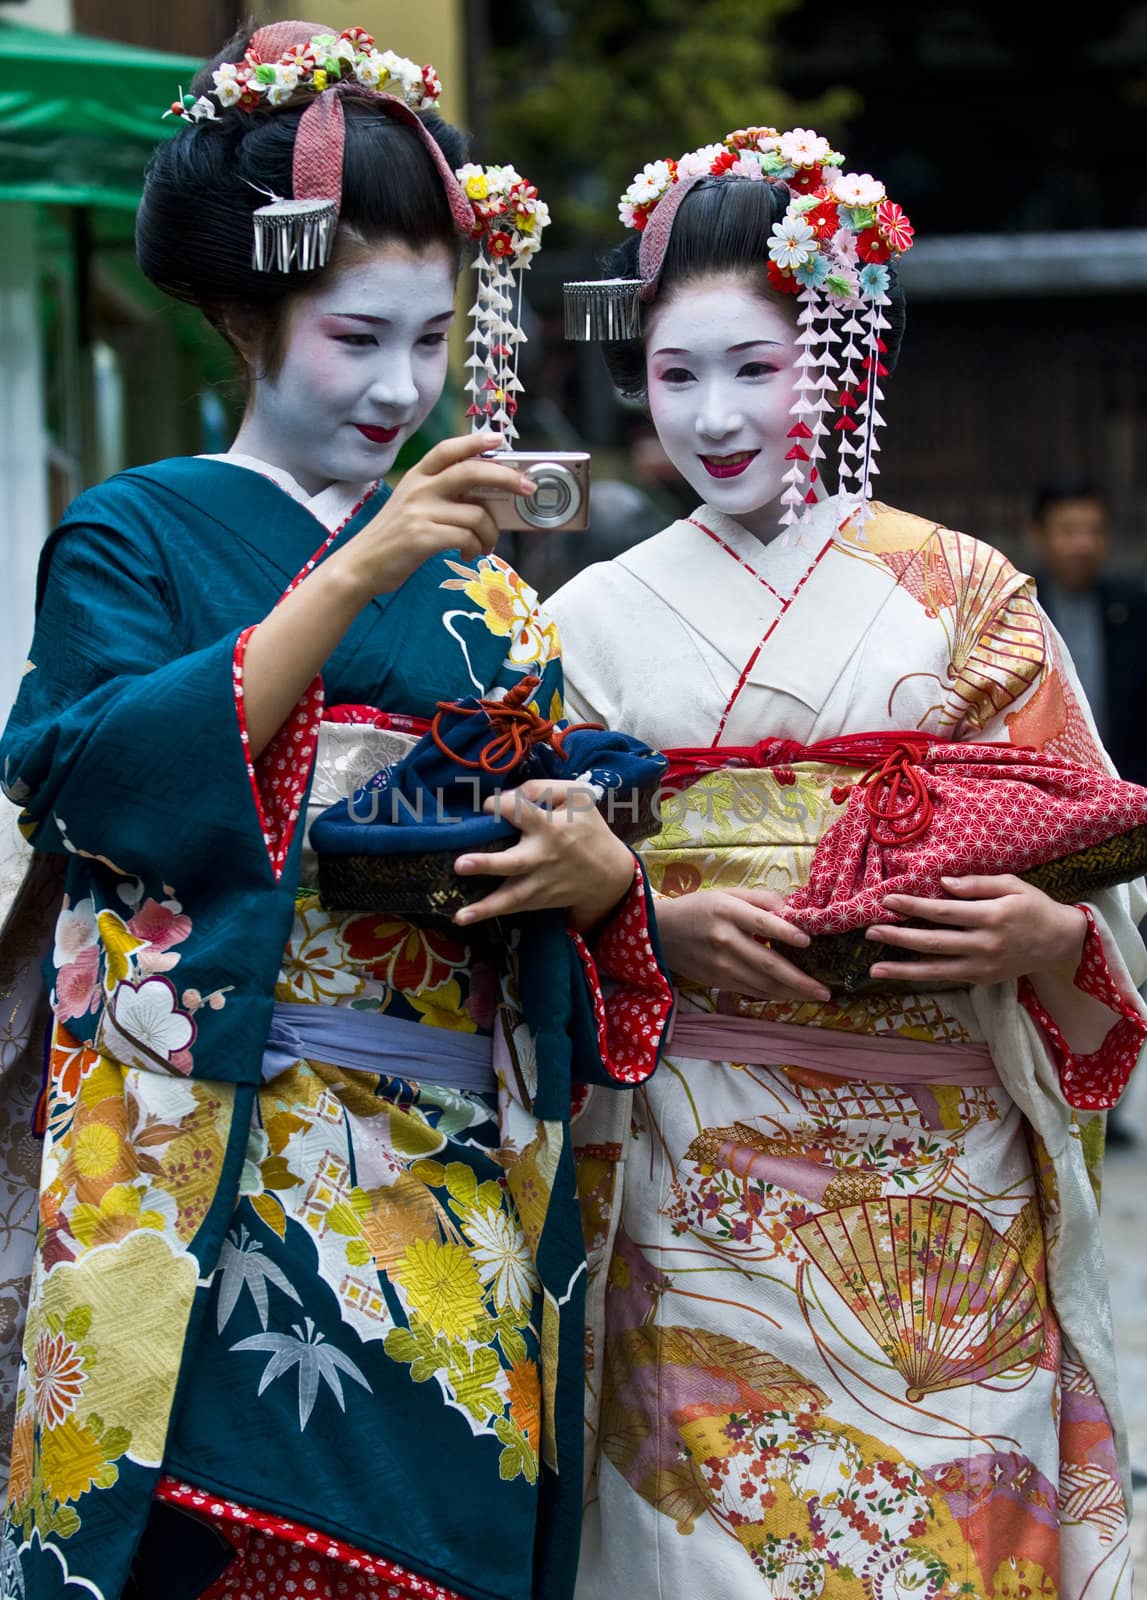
[310, 678, 667, 862]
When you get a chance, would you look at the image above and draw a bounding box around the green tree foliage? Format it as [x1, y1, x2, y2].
[484, 0, 859, 241]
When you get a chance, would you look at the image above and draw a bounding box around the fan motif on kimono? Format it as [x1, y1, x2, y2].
[600, 1323, 826, 1536]
[693, 1411, 973, 1598]
[601, 1323, 977, 1598]
[794, 1197, 1044, 1400]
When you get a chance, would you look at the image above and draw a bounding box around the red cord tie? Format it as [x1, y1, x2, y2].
[430, 675, 601, 775]
[859, 740, 934, 845]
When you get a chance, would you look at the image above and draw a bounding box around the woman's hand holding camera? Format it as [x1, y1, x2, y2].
[241, 434, 530, 756]
[329, 432, 534, 602]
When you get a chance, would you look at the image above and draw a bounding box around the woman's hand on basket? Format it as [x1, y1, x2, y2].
[452, 780, 638, 934]
[328, 432, 535, 600]
[866, 874, 1087, 985]
[653, 888, 831, 1004]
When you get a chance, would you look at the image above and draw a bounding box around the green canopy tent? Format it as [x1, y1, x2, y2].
[0, 17, 217, 372]
[0, 19, 216, 714]
[0, 14, 222, 413]
[0, 15, 459, 449]
[0, 18, 198, 208]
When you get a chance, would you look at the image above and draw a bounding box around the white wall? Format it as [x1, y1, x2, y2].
[16, 0, 74, 31]
[0, 206, 49, 723]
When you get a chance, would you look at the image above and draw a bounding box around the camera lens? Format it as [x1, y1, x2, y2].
[515, 462, 581, 529]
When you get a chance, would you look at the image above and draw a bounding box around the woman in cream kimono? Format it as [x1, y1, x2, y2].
[549, 131, 1147, 1598]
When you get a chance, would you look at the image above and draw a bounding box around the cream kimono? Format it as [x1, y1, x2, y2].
[549, 495, 1147, 1600]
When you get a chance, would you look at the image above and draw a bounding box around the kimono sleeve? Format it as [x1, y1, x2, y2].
[955, 574, 1147, 1109]
[566, 867, 674, 1087]
[481, 581, 674, 1089]
[0, 516, 318, 889]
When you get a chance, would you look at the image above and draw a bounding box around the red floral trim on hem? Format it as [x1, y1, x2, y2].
[156, 1477, 466, 1600]
[1018, 905, 1147, 1110]
[325, 705, 432, 736]
[233, 626, 323, 880]
[568, 862, 673, 1085]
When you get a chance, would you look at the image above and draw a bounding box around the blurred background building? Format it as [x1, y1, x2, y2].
[2, 0, 1147, 697]
[774, 3, 1147, 561]
[478, 0, 1147, 589]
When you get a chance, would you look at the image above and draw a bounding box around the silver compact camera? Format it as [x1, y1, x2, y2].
[473, 451, 591, 532]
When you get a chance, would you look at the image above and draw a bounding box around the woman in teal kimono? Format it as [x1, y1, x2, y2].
[0, 20, 672, 1600]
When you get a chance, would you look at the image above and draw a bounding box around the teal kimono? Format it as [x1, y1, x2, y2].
[0, 459, 671, 1600]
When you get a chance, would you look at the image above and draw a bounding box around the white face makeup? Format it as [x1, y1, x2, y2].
[645, 278, 802, 539]
[235, 242, 456, 494]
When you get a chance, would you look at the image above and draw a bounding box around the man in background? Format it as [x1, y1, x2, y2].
[1028, 476, 1147, 786]
[1028, 476, 1147, 1148]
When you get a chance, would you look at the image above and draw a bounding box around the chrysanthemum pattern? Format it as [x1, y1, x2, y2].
[31, 1333, 86, 1430]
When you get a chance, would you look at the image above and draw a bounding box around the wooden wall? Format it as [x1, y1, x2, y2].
[878, 294, 1147, 572]
[73, 0, 241, 57]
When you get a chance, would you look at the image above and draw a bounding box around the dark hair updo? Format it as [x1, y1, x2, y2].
[601, 176, 907, 404]
[136, 27, 469, 374]
[1032, 474, 1107, 525]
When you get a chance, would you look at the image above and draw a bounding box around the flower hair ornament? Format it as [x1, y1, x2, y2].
[564, 125, 915, 534]
[164, 21, 549, 443]
[457, 164, 550, 444]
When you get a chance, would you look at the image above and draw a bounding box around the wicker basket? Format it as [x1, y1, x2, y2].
[793, 825, 1147, 994]
[317, 793, 661, 922]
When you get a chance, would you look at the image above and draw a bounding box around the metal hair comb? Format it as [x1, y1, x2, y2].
[251, 197, 337, 273]
[563, 278, 643, 342]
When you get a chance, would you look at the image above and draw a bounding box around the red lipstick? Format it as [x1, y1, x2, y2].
[700, 450, 759, 480]
[355, 423, 400, 444]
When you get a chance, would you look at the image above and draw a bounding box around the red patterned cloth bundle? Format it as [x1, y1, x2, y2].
[783, 735, 1147, 932]
[663, 732, 1147, 991]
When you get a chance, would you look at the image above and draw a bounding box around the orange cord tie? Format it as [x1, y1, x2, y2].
[859, 740, 934, 845]
[429, 675, 602, 775]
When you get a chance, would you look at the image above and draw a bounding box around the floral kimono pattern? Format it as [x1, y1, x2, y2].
[0, 458, 672, 1600]
[548, 496, 1147, 1599]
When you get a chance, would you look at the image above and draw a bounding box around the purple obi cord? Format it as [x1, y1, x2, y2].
[667, 1005, 1000, 1088]
[263, 1000, 496, 1094]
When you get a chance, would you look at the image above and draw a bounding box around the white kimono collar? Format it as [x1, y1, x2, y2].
[690, 495, 860, 577]
[618, 491, 893, 723]
[198, 452, 377, 534]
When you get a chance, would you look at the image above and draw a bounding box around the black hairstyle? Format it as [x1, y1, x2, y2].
[1031, 474, 1107, 525]
[136, 26, 469, 372]
[600, 176, 907, 404]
